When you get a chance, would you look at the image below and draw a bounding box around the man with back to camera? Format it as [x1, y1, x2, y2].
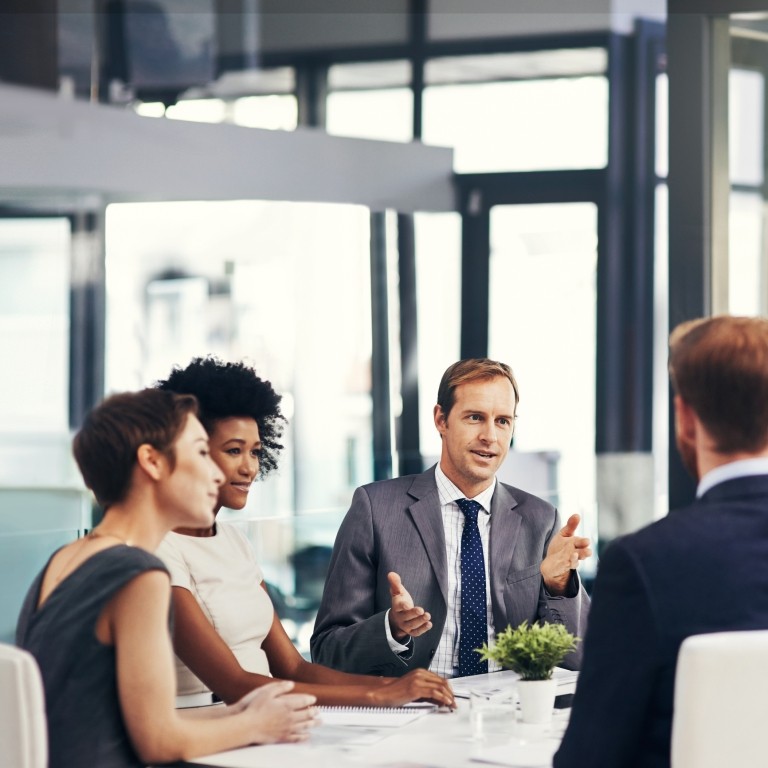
[310, 358, 591, 678]
[554, 315, 768, 768]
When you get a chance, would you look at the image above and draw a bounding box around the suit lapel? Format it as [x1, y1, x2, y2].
[489, 483, 522, 621]
[406, 468, 448, 605]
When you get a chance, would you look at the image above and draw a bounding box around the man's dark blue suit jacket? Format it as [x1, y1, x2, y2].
[554, 474, 768, 768]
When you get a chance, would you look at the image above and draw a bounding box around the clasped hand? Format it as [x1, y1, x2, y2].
[233, 680, 318, 743]
[540, 513, 592, 596]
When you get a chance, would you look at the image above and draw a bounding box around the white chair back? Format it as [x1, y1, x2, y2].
[671, 630, 768, 768]
[0, 643, 47, 768]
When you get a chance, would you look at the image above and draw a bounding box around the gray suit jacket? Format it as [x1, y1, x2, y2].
[310, 466, 589, 676]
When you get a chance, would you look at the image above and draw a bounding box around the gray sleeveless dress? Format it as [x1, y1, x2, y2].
[16, 545, 170, 768]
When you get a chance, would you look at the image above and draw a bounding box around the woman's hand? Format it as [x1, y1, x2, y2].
[234, 681, 318, 743]
[369, 669, 456, 709]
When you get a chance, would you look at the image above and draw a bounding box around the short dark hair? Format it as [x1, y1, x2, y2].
[72, 389, 198, 509]
[155, 357, 285, 476]
[436, 358, 520, 418]
[669, 315, 768, 453]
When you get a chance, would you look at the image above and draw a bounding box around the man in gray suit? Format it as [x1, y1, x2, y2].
[311, 359, 591, 678]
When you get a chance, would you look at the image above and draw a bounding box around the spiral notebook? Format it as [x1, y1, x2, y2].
[318, 703, 436, 727]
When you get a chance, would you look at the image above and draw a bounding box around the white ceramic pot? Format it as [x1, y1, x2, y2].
[517, 678, 557, 725]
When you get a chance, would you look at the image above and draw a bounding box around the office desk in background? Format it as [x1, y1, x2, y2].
[177, 698, 570, 768]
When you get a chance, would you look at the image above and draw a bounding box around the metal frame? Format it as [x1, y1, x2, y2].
[666, 0, 744, 507]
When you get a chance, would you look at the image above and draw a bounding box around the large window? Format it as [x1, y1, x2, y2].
[326, 60, 414, 142]
[488, 202, 598, 537]
[728, 67, 766, 316]
[0, 217, 89, 643]
[0, 219, 70, 433]
[414, 212, 462, 460]
[423, 50, 609, 172]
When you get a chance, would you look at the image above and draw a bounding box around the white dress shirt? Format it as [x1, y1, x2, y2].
[696, 457, 768, 498]
[385, 464, 500, 677]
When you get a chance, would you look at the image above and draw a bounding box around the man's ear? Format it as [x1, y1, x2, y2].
[434, 404, 448, 437]
[674, 395, 696, 444]
[136, 443, 165, 481]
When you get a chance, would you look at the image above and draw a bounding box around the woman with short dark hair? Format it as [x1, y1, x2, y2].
[16, 389, 317, 768]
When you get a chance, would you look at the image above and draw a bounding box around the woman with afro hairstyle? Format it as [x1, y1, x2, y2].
[155, 357, 455, 710]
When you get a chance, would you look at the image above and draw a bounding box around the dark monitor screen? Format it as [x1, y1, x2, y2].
[107, 0, 217, 95]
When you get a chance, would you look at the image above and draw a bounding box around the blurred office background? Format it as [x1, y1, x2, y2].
[0, 0, 762, 652]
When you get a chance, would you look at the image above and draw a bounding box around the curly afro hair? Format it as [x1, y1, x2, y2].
[155, 357, 285, 477]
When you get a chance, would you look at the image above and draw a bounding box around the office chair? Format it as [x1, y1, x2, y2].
[0, 643, 47, 768]
[671, 629, 768, 768]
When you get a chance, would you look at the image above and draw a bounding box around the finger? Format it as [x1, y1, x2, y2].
[410, 621, 433, 637]
[395, 606, 427, 621]
[572, 536, 591, 549]
[241, 679, 294, 705]
[293, 709, 318, 727]
[388, 571, 404, 597]
[401, 611, 431, 629]
[392, 595, 420, 613]
[282, 693, 317, 710]
[560, 513, 581, 537]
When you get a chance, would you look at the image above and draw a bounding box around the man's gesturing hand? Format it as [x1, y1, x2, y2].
[540, 514, 592, 596]
[388, 571, 432, 642]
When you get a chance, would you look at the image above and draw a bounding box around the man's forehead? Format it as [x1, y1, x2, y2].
[452, 378, 516, 409]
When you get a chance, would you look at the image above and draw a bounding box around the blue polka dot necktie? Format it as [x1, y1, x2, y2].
[456, 498, 488, 677]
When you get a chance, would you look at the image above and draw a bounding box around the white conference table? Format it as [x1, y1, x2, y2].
[181, 698, 571, 768]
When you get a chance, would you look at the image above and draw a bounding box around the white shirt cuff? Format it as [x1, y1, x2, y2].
[384, 608, 412, 653]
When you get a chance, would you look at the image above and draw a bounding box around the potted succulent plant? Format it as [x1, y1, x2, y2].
[477, 620, 579, 724]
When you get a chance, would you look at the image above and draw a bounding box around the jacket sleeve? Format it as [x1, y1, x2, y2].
[310, 486, 411, 675]
[537, 510, 591, 669]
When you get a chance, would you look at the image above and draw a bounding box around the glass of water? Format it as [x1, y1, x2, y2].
[469, 689, 518, 743]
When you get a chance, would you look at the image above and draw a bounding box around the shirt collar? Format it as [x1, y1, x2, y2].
[696, 457, 768, 498]
[434, 463, 496, 514]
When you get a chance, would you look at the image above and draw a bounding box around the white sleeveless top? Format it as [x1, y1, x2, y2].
[157, 523, 274, 695]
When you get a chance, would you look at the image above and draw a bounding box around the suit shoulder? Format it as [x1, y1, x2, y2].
[602, 505, 700, 569]
[358, 470, 433, 500]
[498, 481, 556, 513]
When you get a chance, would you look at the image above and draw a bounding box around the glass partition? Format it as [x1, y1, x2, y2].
[0, 217, 90, 643]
